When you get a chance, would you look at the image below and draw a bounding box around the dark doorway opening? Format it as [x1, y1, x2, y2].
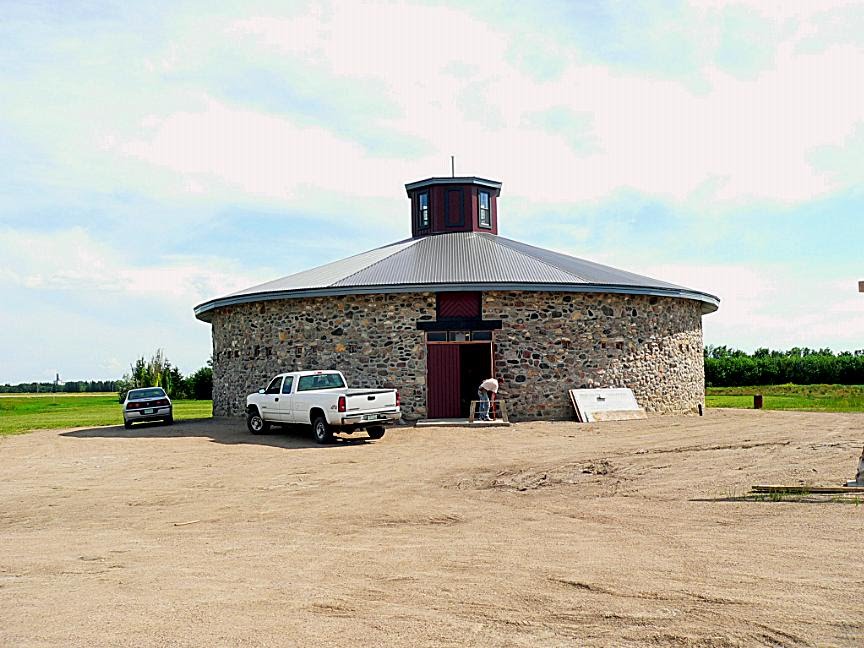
[459, 344, 492, 417]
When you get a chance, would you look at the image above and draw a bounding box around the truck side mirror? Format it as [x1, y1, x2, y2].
[258, 388, 265, 394]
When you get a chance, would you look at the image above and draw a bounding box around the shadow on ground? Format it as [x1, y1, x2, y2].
[60, 418, 376, 449]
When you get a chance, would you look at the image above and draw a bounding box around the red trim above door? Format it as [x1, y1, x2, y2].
[437, 292, 481, 319]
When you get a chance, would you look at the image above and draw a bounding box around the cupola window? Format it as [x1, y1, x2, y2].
[419, 192, 430, 229]
[479, 191, 491, 228]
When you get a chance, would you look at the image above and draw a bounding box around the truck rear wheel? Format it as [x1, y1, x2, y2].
[367, 426, 385, 440]
[312, 415, 333, 444]
[247, 408, 270, 435]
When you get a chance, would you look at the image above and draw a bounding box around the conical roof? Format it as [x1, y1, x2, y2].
[195, 231, 718, 321]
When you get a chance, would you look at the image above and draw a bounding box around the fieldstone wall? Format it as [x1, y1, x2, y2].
[210, 293, 434, 419]
[483, 291, 704, 419]
[208, 290, 705, 422]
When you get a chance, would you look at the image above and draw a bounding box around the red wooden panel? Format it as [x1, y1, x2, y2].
[427, 345, 461, 418]
[432, 185, 445, 231]
[489, 189, 498, 234]
[445, 188, 465, 227]
[437, 292, 481, 319]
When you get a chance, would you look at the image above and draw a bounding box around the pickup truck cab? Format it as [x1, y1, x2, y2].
[245, 370, 400, 443]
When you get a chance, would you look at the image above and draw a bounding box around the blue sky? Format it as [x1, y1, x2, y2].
[1, 0, 863, 383]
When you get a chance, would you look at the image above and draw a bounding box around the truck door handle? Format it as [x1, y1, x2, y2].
[275, 397, 279, 402]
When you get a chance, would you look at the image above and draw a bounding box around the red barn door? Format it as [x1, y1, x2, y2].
[427, 345, 461, 418]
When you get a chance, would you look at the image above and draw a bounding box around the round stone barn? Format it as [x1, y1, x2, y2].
[195, 176, 719, 422]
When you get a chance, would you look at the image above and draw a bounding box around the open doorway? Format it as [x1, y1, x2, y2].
[427, 342, 492, 418]
[459, 344, 492, 417]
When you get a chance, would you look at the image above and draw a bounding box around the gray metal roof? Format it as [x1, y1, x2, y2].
[195, 231, 719, 321]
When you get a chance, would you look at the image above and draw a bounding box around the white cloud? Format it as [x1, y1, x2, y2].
[103, 1, 864, 209]
[0, 226, 277, 382]
[641, 262, 864, 352]
[0, 226, 266, 305]
[115, 98, 411, 201]
[2, 1, 861, 213]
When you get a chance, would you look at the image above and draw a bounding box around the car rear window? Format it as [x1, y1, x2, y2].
[297, 374, 346, 391]
[128, 388, 166, 400]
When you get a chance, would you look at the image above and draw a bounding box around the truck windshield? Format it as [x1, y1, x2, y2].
[297, 373, 346, 391]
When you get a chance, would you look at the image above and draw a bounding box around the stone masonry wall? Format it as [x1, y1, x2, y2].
[210, 293, 435, 419]
[209, 290, 704, 422]
[483, 291, 704, 419]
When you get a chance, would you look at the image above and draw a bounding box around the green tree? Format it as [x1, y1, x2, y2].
[184, 366, 213, 400]
[118, 349, 185, 400]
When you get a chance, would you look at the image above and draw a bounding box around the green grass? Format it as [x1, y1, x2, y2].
[0, 393, 212, 436]
[706, 384, 864, 412]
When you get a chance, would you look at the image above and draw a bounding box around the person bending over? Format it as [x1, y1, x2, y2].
[477, 378, 499, 421]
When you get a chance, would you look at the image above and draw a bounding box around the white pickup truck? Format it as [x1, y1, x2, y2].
[245, 370, 401, 443]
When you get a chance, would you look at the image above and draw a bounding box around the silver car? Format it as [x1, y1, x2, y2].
[123, 387, 173, 428]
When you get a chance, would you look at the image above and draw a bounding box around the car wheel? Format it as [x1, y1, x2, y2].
[247, 408, 270, 435]
[165, 415, 174, 425]
[312, 415, 333, 444]
[367, 425, 385, 440]
[124, 420, 132, 429]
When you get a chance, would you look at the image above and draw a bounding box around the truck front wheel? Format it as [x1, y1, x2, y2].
[312, 415, 333, 444]
[247, 408, 270, 435]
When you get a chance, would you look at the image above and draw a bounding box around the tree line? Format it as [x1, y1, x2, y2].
[0, 380, 120, 394]
[2, 350, 213, 400]
[705, 346, 864, 387]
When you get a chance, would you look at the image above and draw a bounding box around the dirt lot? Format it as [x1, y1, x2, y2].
[1, 410, 863, 647]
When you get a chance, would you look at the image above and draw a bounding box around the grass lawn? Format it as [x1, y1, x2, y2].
[0, 393, 212, 436]
[706, 384, 864, 412]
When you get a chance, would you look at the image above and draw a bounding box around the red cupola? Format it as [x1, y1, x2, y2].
[405, 176, 502, 238]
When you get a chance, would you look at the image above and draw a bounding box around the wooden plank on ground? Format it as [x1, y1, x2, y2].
[568, 390, 583, 422]
[752, 485, 864, 494]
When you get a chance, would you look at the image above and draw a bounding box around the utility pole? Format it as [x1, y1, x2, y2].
[848, 281, 864, 486]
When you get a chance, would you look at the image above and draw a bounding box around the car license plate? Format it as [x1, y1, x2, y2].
[143, 408, 154, 414]
[362, 414, 378, 421]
